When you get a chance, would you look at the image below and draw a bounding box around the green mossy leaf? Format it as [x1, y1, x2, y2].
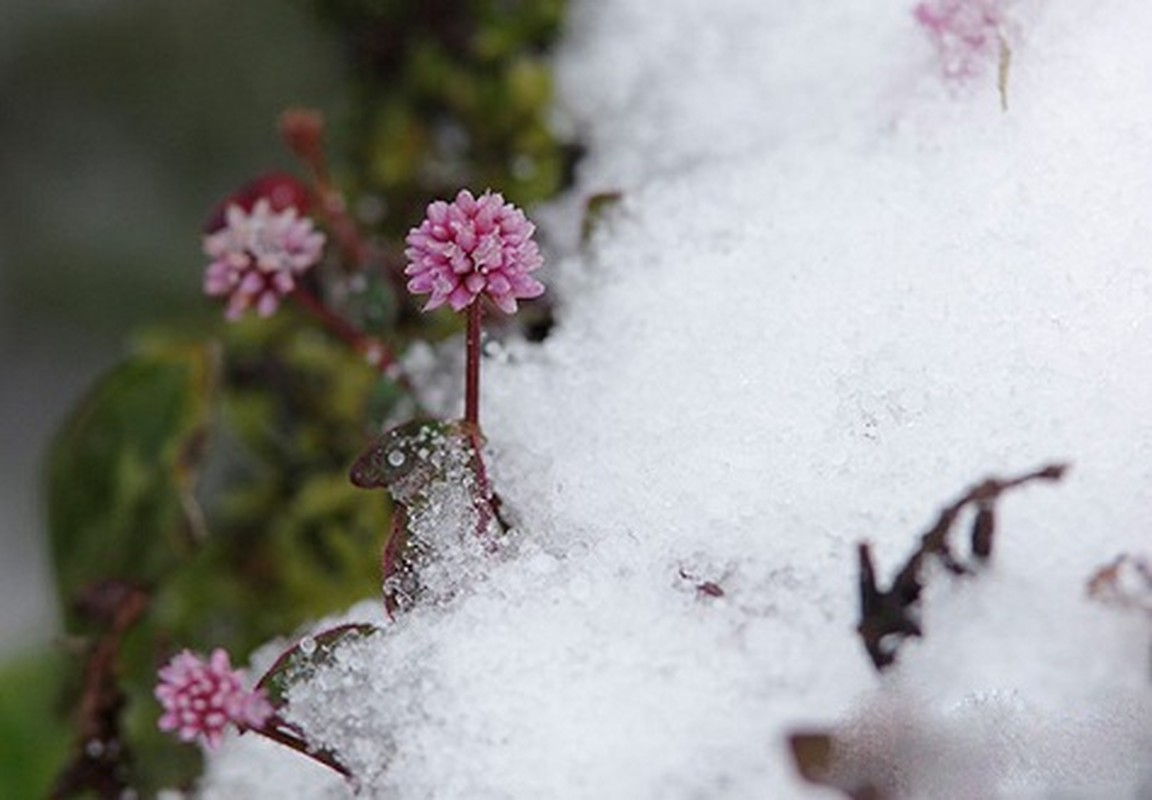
[257, 623, 378, 707]
[0, 651, 72, 799]
[46, 338, 220, 626]
[314, 0, 572, 227]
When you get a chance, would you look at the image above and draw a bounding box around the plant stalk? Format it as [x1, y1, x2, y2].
[250, 718, 353, 781]
[291, 286, 396, 374]
[465, 301, 483, 428]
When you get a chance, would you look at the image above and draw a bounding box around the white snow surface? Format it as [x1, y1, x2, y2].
[200, 1, 1152, 798]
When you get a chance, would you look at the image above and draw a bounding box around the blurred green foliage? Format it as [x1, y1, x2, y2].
[4, 0, 572, 795]
[43, 317, 394, 794]
[314, 0, 569, 232]
[47, 340, 217, 612]
[0, 651, 72, 799]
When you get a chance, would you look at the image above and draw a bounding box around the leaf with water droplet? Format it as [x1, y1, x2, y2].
[351, 419, 505, 614]
[350, 419, 469, 503]
[47, 338, 220, 626]
[256, 623, 378, 707]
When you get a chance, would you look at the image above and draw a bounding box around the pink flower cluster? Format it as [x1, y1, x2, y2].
[203, 198, 326, 320]
[915, 0, 1008, 79]
[155, 648, 274, 749]
[405, 189, 544, 313]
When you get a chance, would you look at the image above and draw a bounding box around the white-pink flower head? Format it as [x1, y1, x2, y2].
[155, 648, 274, 749]
[404, 189, 544, 314]
[915, 0, 1008, 79]
[203, 198, 326, 321]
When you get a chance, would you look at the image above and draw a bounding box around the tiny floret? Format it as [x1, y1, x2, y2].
[203, 198, 325, 321]
[915, 0, 1007, 79]
[155, 648, 273, 749]
[404, 189, 544, 313]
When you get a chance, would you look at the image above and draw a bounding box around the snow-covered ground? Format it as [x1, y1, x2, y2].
[200, 1, 1152, 797]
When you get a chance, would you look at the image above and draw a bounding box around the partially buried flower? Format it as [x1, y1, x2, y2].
[405, 189, 544, 313]
[203, 197, 326, 320]
[155, 648, 273, 749]
[915, 0, 1008, 79]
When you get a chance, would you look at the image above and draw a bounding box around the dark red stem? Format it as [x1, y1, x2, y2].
[464, 426, 499, 547]
[465, 301, 483, 428]
[320, 190, 371, 273]
[248, 718, 353, 781]
[462, 302, 498, 543]
[281, 110, 372, 273]
[291, 286, 397, 374]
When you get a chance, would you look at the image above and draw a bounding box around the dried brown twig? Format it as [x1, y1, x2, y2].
[856, 463, 1067, 671]
[1087, 553, 1152, 611]
[790, 463, 1068, 798]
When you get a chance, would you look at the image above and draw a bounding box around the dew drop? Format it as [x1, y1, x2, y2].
[299, 636, 317, 656]
[387, 450, 406, 468]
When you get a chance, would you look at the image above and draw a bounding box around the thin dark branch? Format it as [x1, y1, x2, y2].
[856, 462, 1067, 671]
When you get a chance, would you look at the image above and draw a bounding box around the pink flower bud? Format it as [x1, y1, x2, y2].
[404, 189, 544, 314]
[202, 197, 326, 321]
[155, 648, 274, 749]
[915, 0, 1008, 79]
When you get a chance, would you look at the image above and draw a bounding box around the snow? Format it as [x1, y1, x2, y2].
[199, 1, 1152, 797]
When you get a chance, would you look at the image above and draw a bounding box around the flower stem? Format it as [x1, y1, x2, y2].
[316, 181, 372, 273]
[465, 427, 502, 547]
[280, 109, 372, 273]
[291, 286, 397, 375]
[250, 717, 353, 781]
[460, 303, 498, 543]
[465, 301, 483, 428]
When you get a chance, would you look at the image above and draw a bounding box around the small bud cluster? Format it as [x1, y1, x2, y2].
[155, 649, 273, 749]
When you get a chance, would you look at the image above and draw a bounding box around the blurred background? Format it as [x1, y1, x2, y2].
[0, 0, 344, 658]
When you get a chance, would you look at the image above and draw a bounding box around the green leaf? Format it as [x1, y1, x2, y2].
[0, 650, 72, 799]
[46, 339, 220, 625]
[257, 623, 378, 707]
[350, 419, 504, 614]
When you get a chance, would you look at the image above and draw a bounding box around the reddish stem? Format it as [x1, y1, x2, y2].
[308, 161, 412, 303]
[464, 426, 499, 547]
[460, 302, 496, 544]
[249, 717, 353, 781]
[291, 286, 397, 375]
[465, 301, 482, 428]
[281, 110, 372, 273]
[319, 190, 371, 272]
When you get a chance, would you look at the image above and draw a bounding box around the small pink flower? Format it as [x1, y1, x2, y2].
[915, 0, 1008, 79]
[203, 198, 325, 321]
[404, 189, 544, 314]
[155, 648, 274, 749]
